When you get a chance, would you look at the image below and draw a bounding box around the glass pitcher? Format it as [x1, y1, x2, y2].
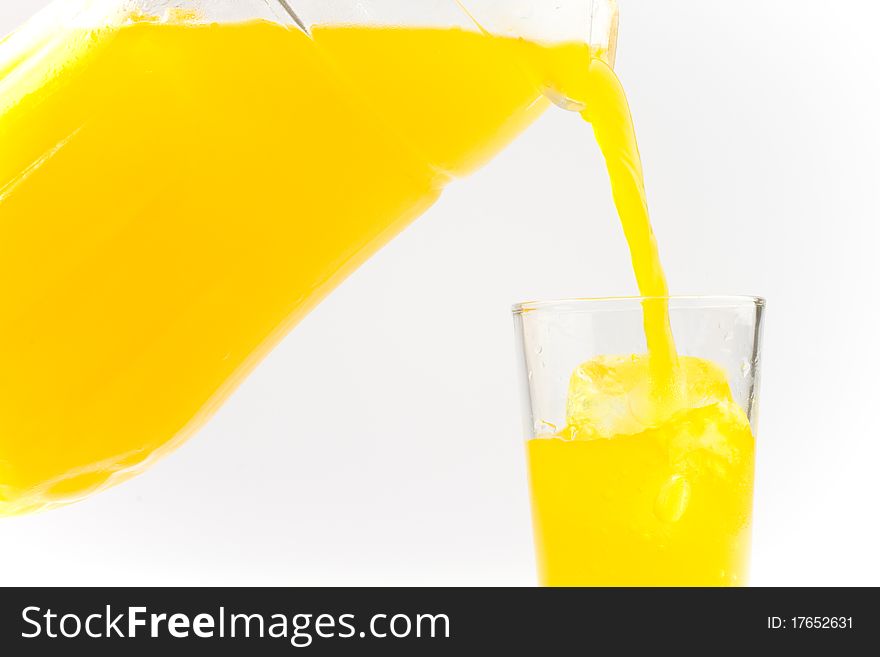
[0, 0, 618, 515]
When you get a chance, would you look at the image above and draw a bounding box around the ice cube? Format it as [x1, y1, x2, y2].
[565, 354, 736, 439]
[666, 400, 753, 479]
[654, 474, 691, 523]
[566, 354, 656, 438]
[678, 357, 736, 410]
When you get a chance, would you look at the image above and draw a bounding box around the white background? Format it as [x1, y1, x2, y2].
[1, 1, 878, 586]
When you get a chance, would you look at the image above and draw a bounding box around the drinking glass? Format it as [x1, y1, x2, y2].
[513, 296, 765, 586]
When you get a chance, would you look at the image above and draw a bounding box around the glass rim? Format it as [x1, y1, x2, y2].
[512, 294, 766, 315]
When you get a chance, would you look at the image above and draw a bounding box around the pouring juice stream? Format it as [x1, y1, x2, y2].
[526, 57, 756, 586]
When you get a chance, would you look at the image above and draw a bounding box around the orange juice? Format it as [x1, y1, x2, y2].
[527, 355, 755, 586]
